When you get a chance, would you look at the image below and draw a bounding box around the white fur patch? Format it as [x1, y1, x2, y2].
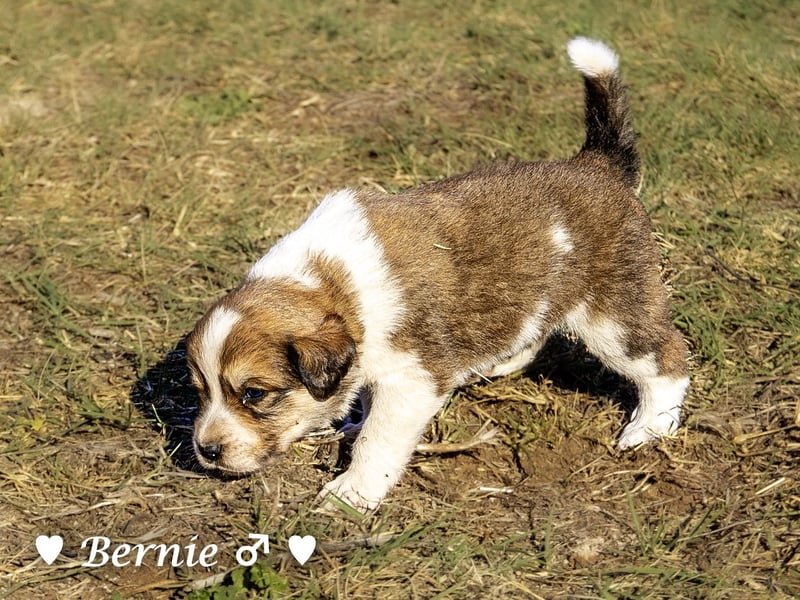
[551, 224, 574, 253]
[196, 307, 240, 400]
[567, 37, 619, 78]
[510, 300, 551, 355]
[192, 307, 265, 469]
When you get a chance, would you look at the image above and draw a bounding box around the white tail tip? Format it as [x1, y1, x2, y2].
[567, 37, 619, 77]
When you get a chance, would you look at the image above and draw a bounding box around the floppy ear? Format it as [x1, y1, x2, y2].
[288, 315, 355, 400]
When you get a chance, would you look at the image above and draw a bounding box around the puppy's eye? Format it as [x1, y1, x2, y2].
[241, 387, 266, 405]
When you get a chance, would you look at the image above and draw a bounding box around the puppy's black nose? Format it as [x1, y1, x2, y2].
[198, 442, 222, 462]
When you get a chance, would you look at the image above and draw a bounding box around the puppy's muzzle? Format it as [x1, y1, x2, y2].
[196, 441, 222, 463]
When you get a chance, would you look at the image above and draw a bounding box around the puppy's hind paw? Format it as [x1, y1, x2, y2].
[618, 423, 660, 450]
[618, 411, 681, 450]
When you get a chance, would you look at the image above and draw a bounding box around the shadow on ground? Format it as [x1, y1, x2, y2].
[129, 337, 202, 471]
[521, 334, 638, 416]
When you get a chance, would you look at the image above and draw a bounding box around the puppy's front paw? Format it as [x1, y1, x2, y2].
[317, 472, 383, 514]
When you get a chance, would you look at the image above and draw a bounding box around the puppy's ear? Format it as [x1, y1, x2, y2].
[288, 315, 355, 400]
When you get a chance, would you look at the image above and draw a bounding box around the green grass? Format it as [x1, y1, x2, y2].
[1, 0, 799, 598]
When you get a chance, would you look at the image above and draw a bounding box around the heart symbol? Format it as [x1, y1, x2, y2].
[36, 535, 63, 565]
[288, 535, 316, 566]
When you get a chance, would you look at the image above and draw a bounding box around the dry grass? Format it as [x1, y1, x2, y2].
[1, 0, 799, 598]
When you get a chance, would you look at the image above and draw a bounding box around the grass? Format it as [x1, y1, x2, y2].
[1, 0, 799, 598]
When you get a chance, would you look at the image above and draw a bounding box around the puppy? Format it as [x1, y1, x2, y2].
[186, 37, 689, 512]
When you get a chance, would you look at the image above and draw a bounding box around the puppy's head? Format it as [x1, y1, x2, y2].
[186, 279, 358, 475]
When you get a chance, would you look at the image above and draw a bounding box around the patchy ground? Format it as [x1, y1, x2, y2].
[1, 1, 798, 598]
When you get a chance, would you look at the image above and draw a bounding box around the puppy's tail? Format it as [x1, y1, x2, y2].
[567, 37, 640, 190]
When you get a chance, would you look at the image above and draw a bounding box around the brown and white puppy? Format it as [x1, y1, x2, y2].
[186, 37, 689, 512]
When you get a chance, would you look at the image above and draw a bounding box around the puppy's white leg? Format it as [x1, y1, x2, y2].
[318, 368, 445, 512]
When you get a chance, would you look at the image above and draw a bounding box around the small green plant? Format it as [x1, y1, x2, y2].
[187, 562, 289, 600]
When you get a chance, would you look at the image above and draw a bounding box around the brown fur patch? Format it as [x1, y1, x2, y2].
[358, 153, 680, 393]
